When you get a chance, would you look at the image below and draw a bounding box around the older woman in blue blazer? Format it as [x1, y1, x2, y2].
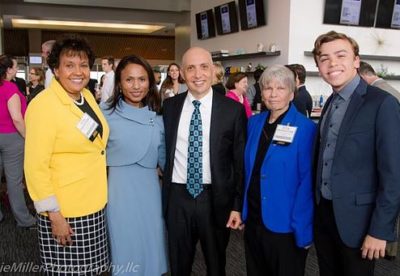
[242, 64, 316, 276]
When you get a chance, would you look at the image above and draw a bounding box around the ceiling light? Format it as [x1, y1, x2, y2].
[11, 18, 165, 34]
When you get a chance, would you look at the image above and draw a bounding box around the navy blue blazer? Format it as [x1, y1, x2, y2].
[242, 104, 317, 247]
[293, 85, 313, 117]
[314, 79, 400, 248]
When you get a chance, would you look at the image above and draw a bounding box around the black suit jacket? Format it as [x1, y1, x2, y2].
[162, 90, 247, 227]
[314, 79, 400, 248]
[12, 77, 27, 96]
[293, 85, 313, 117]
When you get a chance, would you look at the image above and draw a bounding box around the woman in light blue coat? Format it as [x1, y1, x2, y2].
[101, 55, 167, 276]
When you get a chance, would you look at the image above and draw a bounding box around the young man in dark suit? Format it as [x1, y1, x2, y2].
[162, 47, 247, 276]
[313, 31, 400, 276]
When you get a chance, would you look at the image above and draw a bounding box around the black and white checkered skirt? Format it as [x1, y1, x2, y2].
[37, 209, 109, 275]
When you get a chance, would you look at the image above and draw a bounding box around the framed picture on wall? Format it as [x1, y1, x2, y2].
[214, 1, 239, 35]
[238, 0, 267, 30]
[195, 9, 216, 40]
[391, 0, 400, 28]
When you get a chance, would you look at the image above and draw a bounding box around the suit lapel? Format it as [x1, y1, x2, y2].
[248, 112, 267, 176]
[84, 90, 109, 148]
[168, 94, 186, 171]
[263, 104, 297, 163]
[317, 93, 334, 136]
[334, 81, 367, 155]
[209, 91, 221, 162]
[53, 80, 108, 149]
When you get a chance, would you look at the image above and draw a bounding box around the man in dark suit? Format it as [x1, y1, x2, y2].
[8, 56, 27, 96]
[359, 60, 400, 102]
[312, 30, 400, 276]
[12, 77, 27, 96]
[162, 47, 247, 276]
[290, 63, 313, 117]
[86, 78, 98, 101]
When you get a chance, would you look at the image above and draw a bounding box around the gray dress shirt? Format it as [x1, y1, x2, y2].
[320, 75, 360, 200]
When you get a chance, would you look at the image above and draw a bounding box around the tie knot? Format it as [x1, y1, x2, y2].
[192, 100, 201, 109]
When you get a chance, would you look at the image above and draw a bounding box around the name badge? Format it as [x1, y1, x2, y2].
[272, 124, 297, 144]
[77, 113, 99, 139]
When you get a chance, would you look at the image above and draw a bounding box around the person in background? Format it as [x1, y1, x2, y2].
[359, 61, 400, 101]
[102, 55, 167, 276]
[160, 62, 187, 101]
[25, 35, 110, 275]
[225, 72, 252, 118]
[26, 67, 45, 104]
[212, 62, 226, 95]
[0, 54, 36, 228]
[247, 68, 265, 111]
[289, 64, 313, 117]
[153, 66, 162, 86]
[100, 55, 115, 103]
[86, 78, 99, 101]
[242, 64, 316, 276]
[7, 56, 27, 96]
[312, 30, 400, 276]
[41, 40, 56, 88]
[162, 47, 247, 275]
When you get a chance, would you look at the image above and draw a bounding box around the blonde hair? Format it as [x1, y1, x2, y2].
[30, 67, 45, 85]
[213, 62, 225, 84]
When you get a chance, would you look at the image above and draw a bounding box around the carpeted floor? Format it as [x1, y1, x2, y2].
[1, 188, 400, 275]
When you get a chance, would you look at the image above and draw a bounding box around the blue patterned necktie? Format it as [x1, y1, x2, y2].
[187, 100, 203, 198]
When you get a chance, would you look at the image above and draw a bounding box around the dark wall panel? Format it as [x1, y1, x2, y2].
[4, 29, 29, 56]
[3, 29, 175, 60]
[42, 31, 175, 60]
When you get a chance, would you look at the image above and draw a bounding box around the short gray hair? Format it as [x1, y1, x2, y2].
[42, 40, 56, 49]
[259, 64, 296, 94]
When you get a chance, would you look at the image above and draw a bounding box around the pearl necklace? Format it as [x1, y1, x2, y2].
[73, 92, 85, 106]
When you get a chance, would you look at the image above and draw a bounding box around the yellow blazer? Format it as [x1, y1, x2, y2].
[24, 79, 109, 218]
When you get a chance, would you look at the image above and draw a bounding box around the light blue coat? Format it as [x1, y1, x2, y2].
[101, 100, 167, 276]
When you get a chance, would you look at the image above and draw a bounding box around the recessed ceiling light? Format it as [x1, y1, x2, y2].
[11, 18, 165, 34]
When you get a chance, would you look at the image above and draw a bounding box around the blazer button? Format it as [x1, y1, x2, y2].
[261, 175, 266, 179]
[101, 150, 105, 155]
[262, 196, 267, 200]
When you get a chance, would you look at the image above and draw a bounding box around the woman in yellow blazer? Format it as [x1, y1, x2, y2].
[24, 35, 109, 275]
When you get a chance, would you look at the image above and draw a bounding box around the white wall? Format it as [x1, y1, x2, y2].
[288, 0, 400, 96]
[190, 0, 400, 96]
[189, 0, 290, 66]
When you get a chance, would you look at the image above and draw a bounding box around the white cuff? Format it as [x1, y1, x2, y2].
[34, 195, 60, 213]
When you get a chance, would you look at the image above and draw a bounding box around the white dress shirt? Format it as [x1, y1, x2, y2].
[172, 89, 213, 184]
[100, 70, 115, 103]
[44, 68, 54, 88]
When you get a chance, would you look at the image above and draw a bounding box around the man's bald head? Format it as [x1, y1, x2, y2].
[181, 47, 214, 99]
[182, 47, 213, 68]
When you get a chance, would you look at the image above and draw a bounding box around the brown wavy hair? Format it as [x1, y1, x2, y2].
[312, 30, 359, 67]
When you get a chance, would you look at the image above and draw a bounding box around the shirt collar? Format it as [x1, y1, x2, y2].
[335, 74, 360, 101]
[106, 70, 114, 76]
[370, 78, 383, 86]
[186, 88, 213, 109]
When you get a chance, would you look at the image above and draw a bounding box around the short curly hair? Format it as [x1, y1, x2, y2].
[47, 34, 95, 73]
